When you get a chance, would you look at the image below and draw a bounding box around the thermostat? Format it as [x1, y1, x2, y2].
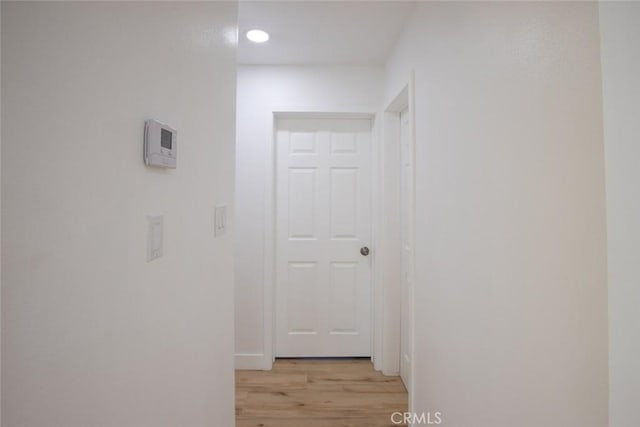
[144, 119, 177, 168]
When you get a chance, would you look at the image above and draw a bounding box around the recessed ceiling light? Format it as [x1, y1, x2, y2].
[246, 29, 270, 43]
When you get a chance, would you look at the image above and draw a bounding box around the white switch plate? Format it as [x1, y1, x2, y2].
[147, 215, 163, 261]
[214, 205, 227, 237]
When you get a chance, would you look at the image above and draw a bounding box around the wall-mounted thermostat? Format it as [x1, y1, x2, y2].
[144, 119, 177, 168]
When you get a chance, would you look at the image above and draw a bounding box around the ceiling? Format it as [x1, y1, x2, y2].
[238, 1, 417, 65]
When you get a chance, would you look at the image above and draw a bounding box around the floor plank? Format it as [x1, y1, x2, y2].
[236, 359, 408, 427]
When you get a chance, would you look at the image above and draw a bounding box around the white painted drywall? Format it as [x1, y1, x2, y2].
[384, 2, 608, 426]
[235, 66, 383, 368]
[1, 2, 237, 426]
[600, 3, 640, 426]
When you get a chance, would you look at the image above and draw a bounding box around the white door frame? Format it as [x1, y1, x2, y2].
[380, 75, 416, 411]
[262, 106, 382, 370]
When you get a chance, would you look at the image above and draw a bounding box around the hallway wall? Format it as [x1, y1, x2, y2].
[600, 2, 640, 426]
[235, 65, 383, 368]
[384, 2, 608, 426]
[1, 2, 237, 426]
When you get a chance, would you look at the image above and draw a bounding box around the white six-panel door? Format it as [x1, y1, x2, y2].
[275, 118, 372, 357]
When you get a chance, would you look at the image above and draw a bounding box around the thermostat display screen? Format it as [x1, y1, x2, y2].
[161, 128, 172, 149]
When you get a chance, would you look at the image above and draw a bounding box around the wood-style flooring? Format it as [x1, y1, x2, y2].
[235, 358, 408, 427]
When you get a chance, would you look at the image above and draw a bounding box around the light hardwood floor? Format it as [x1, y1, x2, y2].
[236, 359, 408, 427]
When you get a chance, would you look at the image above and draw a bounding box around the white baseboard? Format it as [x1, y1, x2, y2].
[235, 353, 271, 370]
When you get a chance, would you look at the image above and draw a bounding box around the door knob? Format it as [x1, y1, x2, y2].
[360, 246, 370, 256]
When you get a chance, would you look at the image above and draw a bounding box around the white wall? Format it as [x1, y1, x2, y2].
[600, 3, 640, 426]
[235, 66, 383, 368]
[384, 2, 608, 426]
[1, 2, 237, 426]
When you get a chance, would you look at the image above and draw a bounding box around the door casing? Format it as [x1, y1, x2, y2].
[381, 76, 416, 413]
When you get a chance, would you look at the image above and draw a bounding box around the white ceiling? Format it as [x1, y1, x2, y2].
[238, 1, 417, 65]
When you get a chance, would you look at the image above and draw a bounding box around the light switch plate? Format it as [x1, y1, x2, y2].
[214, 205, 227, 237]
[147, 215, 163, 261]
